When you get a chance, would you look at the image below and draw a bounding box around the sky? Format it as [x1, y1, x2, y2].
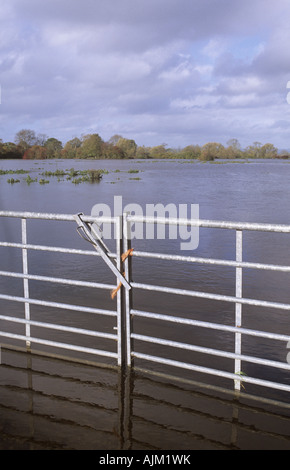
[1, 0, 290, 150]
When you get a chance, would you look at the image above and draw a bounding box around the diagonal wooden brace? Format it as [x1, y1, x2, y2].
[73, 213, 131, 291]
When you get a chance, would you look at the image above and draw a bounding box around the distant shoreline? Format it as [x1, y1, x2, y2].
[1, 131, 288, 160]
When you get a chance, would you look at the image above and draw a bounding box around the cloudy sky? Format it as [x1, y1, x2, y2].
[1, 0, 290, 149]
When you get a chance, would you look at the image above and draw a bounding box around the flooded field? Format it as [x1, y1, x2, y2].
[0, 158, 290, 449]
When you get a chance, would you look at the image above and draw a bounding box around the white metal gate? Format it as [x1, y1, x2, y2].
[0, 210, 290, 395]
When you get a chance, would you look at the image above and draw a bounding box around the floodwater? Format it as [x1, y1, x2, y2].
[0, 158, 290, 449]
[1, 347, 290, 450]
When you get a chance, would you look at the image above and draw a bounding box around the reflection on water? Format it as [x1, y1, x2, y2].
[0, 348, 290, 450]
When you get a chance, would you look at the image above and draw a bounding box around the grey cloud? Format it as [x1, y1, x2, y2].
[10, 0, 277, 52]
[251, 37, 290, 78]
[1, 0, 290, 148]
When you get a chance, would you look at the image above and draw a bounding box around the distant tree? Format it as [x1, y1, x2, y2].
[200, 142, 225, 161]
[15, 129, 37, 151]
[80, 133, 103, 158]
[260, 143, 278, 158]
[244, 142, 263, 158]
[149, 144, 170, 159]
[44, 138, 63, 158]
[278, 150, 290, 159]
[63, 137, 82, 158]
[44, 137, 63, 158]
[108, 134, 123, 146]
[135, 146, 151, 159]
[36, 133, 48, 146]
[0, 142, 23, 159]
[23, 145, 47, 159]
[227, 138, 241, 150]
[116, 138, 137, 158]
[226, 139, 242, 158]
[180, 145, 201, 159]
[102, 142, 125, 159]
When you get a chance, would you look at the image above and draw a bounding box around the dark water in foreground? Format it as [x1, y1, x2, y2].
[0, 158, 290, 449]
[0, 348, 290, 450]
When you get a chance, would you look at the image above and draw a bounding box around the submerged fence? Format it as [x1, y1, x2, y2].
[0, 210, 290, 395]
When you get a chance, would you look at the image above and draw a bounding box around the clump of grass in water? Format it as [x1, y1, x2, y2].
[68, 168, 79, 178]
[41, 169, 66, 177]
[4, 167, 104, 185]
[71, 177, 82, 184]
[1, 169, 28, 175]
[25, 175, 38, 185]
[83, 169, 103, 182]
[71, 169, 103, 183]
[7, 178, 20, 184]
[68, 168, 103, 182]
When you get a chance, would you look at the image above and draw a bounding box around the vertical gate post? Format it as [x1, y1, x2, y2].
[117, 215, 133, 449]
[234, 229, 243, 392]
[123, 213, 133, 368]
[21, 218, 31, 350]
[116, 214, 133, 368]
[116, 216, 124, 367]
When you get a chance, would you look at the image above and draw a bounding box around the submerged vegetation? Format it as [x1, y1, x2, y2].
[1, 164, 150, 187]
[3, 167, 105, 186]
[25, 175, 38, 184]
[0, 129, 288, 161]
[0, 169, 28, 174]
[7, 178, 20, 184]
[40, 168, 103, 182]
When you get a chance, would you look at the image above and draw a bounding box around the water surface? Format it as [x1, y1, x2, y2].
[0, 158, 290, 448]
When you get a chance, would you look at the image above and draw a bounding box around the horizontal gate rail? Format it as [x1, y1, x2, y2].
[0, 315, 117, 339]
[131, 282, 290, 310]
[0, 210, 110, 223]
[0, 293, 116, 316]
[0, 241, 116, 258]
[0, 332, 117, 359]
[126, 214, 290, 232]
[132, 250, 290, 272]
[132, 334, 290, 371]
[0, 269, 115, 290]
[131, 309, 290, 342]
[131, 352, 290, 393]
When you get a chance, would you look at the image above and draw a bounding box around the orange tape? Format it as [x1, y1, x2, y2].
[111, 248, 134, 299]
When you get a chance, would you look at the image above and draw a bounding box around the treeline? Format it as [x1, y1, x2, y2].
[0, 129, 288, 160]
